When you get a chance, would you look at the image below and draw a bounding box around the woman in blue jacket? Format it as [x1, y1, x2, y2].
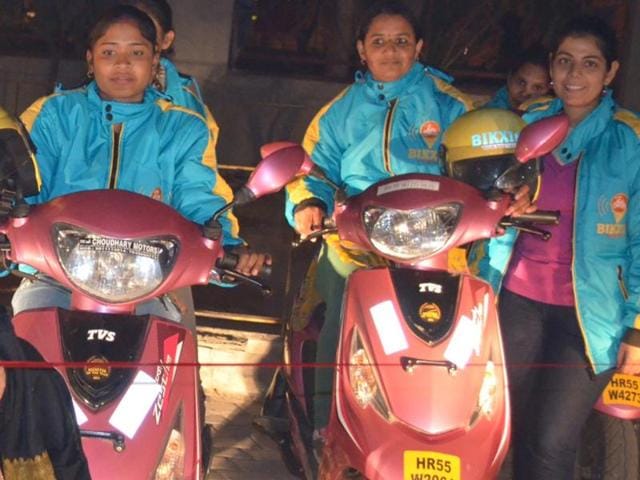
[473, 16, 640, 478]
[484, 44, 551, 112]
[281, 1, 532, 448]
[15, 6, 269, 318]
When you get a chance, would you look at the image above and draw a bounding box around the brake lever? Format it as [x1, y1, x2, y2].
[217, 268, 272, 295]
[291, 227, 337, 247]
[499, 221, 551, 240]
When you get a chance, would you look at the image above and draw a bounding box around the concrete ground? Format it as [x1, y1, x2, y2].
[198, 325, 298, 480]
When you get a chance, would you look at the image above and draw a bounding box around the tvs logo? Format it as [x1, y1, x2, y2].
[420, 120, 441, 147]
[87, 329, 116, 342]
[418, 282, 442, 294]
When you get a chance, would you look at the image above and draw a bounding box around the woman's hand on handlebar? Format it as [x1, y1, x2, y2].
[505, 184, 537, 217]
[294, 205, 326, 240]
[231, 246, 272, 277]
[617, 342, 640, 375]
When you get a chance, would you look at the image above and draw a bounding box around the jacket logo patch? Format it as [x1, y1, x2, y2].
[151, 188, 163, 201]
[420, 120, 441, 147]
[597, 193, 628, 237]
[611, 194, 628, 223]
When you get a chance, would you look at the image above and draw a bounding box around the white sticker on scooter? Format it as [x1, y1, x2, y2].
[370, 300, 409, 355]
[377, 179, 440, 196]
[444, 293, 489, 369]
[443, 315, 476, 369]
[73, 399, 88, 426]
[109, 370, 161, 439]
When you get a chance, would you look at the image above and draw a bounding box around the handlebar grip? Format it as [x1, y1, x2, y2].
[511, 210, 560, 225]
[216, 252, 272, 278]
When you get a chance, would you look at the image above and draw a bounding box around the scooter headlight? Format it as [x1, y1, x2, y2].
[348, 328, 390, 421]
[469, 360, 498, 427]
[154, 428, 185, 480]
[363, 204, 461, 260]
[54, 224, 179, 303]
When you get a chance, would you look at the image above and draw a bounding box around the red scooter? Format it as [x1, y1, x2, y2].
[0, 143, 311, 479]
[265, 115, 570, 480]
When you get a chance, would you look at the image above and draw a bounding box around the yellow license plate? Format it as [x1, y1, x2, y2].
[603, 373, 640, 408]
[404, 450, 460, 480]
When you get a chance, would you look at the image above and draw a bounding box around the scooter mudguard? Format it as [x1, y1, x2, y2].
[324, 267, 510, 480]
[13, 308, 201, 480]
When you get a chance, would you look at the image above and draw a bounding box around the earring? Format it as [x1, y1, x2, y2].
[360, 58, 366, 66]
[602, 85, 608, 95]
[549, 80, 554, 87]
[87, 70, 94, 79]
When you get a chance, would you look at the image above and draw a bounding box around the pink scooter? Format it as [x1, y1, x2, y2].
[268, 115, 569, 480]
[0, 144, 310, 479]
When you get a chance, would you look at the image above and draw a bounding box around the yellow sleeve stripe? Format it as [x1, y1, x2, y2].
[301, 87, 350, 155]
[287, 87, 350, 205]
[205, 133, 240, 237]
[429, 75, 474, 112]
[20, 94, 59, 132]
[519, 95, 555, 113]
[633, 314, 640, 330]
[156, 99, 238, 237]
[0, 107, 42, 190]
[19, 95, 61, 191]
[614, 109, 640, 138]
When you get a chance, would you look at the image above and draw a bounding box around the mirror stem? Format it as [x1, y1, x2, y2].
[203, 200, 235, 240]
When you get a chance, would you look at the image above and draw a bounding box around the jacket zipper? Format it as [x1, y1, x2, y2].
[108, 125, 122, 189]
[383, 99, 398, 174]
[617, 265, 629, 300]
[570, 156, 596, 373]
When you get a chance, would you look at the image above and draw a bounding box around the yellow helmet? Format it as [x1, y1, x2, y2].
[441, 108, 538, 193]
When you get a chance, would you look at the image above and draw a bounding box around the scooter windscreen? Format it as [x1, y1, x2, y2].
[60, 310, 149, 410]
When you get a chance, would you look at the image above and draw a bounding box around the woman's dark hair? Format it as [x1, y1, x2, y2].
[122, 0, 173, 33]
[88, 5, 157, 49]
[356, 1, 422, 42]
[509, 44, 549, 76]
[551, 15, 618, 67]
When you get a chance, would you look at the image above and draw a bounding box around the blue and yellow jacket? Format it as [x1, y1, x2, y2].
[470, 91, 640, 373]
[484, 85, 511, 110]
[159, 58, 220, 152]
[285, 63, 473, 263]
[20, 81, 241, 245]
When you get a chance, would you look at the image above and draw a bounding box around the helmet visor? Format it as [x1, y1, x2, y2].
[448, 154, 539, 193]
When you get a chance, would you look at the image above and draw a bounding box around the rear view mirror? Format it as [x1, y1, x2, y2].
[515, 114, 570, 163]
[234, 142, 314, 206]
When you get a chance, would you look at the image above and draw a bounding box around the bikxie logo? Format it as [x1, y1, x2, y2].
[471, 130, 519, 150]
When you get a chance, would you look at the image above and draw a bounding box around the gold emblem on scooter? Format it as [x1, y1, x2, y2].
[83, 355, 111, 382]
[419, 302, 441, 323]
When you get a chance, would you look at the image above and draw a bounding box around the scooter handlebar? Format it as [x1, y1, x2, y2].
[504, 210, 560, 225]
[215, 251, 272, 278]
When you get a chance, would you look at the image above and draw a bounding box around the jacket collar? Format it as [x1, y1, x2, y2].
[87, 81, 166, 125]
[524, 90, 616, 165]
[159, 57, 196, 101]
[359, 62, 428, 102]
